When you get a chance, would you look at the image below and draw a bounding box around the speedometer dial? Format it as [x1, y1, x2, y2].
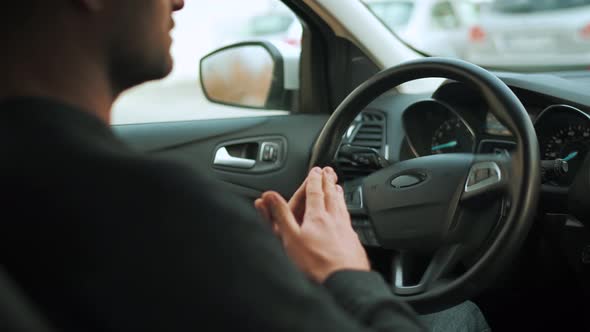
[431, 117, 475, 154]
[403, 100, 476, 157]
[536, 105, 590, 187]
[543, 124, 590, 160]
[542, 123, 590, 185]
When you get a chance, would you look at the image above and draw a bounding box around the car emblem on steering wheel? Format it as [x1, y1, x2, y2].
[390, 174, 425, 189]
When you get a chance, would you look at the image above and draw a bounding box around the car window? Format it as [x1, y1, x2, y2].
[432, 1, 460, 29]
[365, 1, 415, 29]
[249, 13, 295, 36]
[112, 0, 301, 125]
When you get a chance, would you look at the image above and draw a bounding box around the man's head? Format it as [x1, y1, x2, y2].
[0, 0, 184, 99]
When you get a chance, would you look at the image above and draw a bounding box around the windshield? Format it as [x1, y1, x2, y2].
[361, 0, 590, 72]
[367, 1, 415, 29]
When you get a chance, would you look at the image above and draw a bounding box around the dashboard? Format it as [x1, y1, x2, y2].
[350, 73, 590, 191]
[401, 89, 590, 187]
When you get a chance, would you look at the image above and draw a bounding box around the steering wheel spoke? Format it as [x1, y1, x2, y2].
[392, 245, 463, 296]
[461, 153, 514, 201]
[342, 180, 383, 246]
[343, 182, 367, 216]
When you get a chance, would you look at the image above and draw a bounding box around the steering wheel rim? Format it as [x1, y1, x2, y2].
[309, 57, 540, 313]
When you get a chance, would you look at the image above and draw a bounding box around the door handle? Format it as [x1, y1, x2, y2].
[213, 147, 256, 169]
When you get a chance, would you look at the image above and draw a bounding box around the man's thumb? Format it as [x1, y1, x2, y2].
[263, 192, 300, 237]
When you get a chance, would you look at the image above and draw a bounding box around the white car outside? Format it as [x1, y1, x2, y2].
[364, 0, 482, 58]
[246, 11, 303, 47]
[464, 0, 590, 71]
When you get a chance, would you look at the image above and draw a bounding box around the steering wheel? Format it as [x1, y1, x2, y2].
[309, 58, 540, 313]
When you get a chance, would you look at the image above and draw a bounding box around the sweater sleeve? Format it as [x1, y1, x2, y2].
[324, 270, 426, 331]
[4, 160, 427, 332]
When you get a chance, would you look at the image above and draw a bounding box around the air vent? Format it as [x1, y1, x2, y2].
[351, 124, 383, 148]
[362, 112, 384, 122]
[351, 111, 385, 149]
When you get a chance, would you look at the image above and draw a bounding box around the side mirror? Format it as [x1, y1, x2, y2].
[200, 41, 298, 110]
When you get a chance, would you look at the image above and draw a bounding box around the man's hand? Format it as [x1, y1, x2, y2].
[255, 167, 370, 283]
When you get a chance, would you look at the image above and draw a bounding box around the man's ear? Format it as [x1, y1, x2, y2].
[75, 0, 104, 11]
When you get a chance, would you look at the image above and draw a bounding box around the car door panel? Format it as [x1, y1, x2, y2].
[113, 114, 329, 199]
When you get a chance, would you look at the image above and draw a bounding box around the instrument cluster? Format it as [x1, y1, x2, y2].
[403, 100, 590, 187]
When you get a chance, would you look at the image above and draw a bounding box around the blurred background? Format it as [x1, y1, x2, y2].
[112, 0, 590, 124]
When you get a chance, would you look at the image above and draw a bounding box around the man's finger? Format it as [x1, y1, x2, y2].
[334, 185, 349, 216]
[323, 167, 338, 183]
[255, 198, 272, 224]
[262, 191, 300, 238]
[272, 223, 281, 237]
[255, 198, 284, 240]
[288, 178, 307, 223]
[322, 168, 341, 213]
[305, 167, 325, 213]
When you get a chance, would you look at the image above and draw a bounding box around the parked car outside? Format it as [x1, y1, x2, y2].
[364, 0, 482, 58]
[242, 9, 302, 48]
[464, 0, 590, 71]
